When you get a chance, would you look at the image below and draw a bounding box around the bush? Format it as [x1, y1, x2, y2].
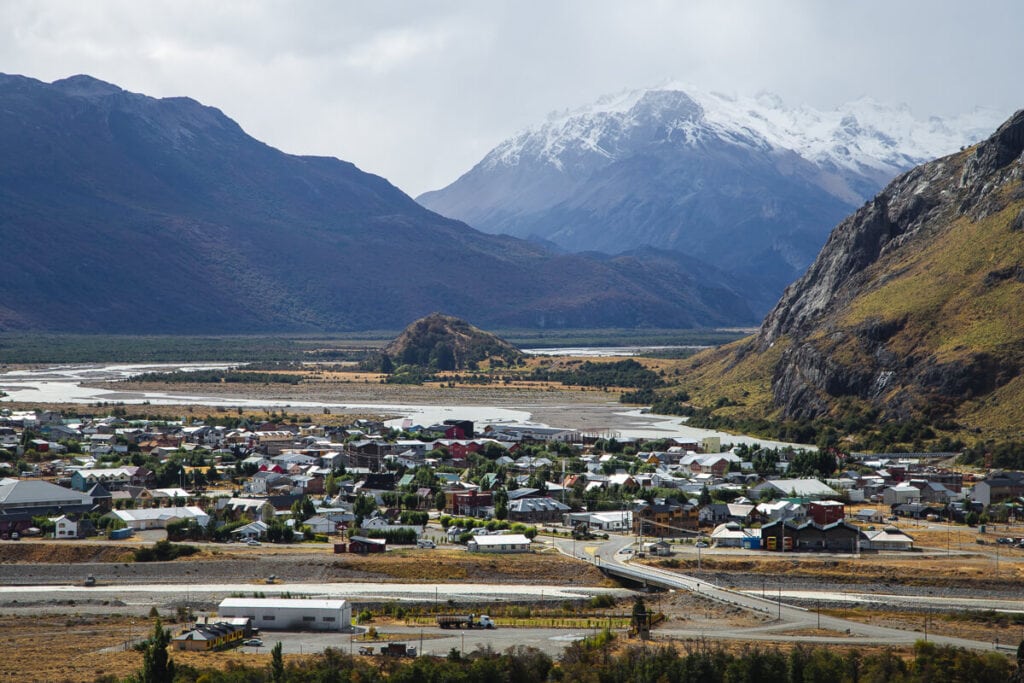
[399, 510, 429, 526]
[362, 527, 418, 544]
[587, 594, 616, 609]
[133, 540, 199, 562]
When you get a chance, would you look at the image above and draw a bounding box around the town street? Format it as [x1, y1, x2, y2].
[549, 534, 1015, 652]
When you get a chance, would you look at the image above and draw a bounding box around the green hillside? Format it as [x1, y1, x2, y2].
[665, 110, 1024, 449]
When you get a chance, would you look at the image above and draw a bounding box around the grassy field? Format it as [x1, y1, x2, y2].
[0, 329, 748, 365]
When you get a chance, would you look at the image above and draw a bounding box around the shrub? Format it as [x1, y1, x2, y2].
[132, 540, 199, 562]
[587, 594, 616, 609]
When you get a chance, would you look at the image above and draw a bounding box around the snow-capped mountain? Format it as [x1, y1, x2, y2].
[418, 85, 1005, 314]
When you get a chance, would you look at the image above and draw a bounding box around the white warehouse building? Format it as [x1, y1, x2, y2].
[217, 598, 352, 632]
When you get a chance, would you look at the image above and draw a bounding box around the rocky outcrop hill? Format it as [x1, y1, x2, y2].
[381, 313, 523, 371]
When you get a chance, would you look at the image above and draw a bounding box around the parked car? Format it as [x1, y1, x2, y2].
[695, 541, 709, 548]
[997, 537, 1014, 545]
[246, 539, 262, 546]
[244, 638, 263, 647]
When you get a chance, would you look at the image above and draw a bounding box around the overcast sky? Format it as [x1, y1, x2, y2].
[2, 1, 1022, 196]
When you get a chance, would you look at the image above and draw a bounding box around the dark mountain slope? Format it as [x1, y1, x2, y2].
[0, 74, 753, 332]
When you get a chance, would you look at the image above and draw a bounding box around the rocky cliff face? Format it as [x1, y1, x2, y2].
[756, 110, 1024, 421]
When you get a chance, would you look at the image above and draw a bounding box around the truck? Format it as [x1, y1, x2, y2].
[381, 642, 417, 657]
[436, 614, 495, 629]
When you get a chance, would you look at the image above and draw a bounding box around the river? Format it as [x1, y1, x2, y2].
[0, 363, 810, 449]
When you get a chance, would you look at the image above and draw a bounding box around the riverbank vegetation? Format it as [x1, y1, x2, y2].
[0, 330, 744, 365]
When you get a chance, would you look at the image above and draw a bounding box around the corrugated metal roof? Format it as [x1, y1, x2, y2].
[219, 598, 347, 610]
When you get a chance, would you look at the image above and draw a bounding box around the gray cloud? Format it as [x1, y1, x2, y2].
[1, 1, 1021, 195]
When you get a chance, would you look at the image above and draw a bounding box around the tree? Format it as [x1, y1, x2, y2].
[430, 342, 456, 371]
[494, 488, 509, 521]
[353, 493, 377, 527]
[260, 502, 276, 523]
[435, 490, 447, 512]
[301, 496, 316, 520]
[270, 641, 285, 683]
[136, 619, 175, 683]
[699, 486, 712, 506]
[325, 472, 339, 497]
[631, 597, 649, 639]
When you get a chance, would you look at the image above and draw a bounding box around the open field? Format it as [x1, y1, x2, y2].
[821, 607, 1024, 645]
[640, 546, 1024, 595]
[0, 541, 609, 587]
[115, 375, 613, 406]
[0, 583, 772, 682]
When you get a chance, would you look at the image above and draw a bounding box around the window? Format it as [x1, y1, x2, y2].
[262, 615, 275, 621]
[303, 616, 315, 622]
[323, 617, 336, 622]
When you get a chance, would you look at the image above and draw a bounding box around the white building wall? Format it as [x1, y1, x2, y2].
[217, 599, 351, 632]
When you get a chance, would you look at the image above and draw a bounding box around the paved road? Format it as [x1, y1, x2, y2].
[228, 625, 596, 658]
[745, 589, 1024, 613]
[0, 580, 618, 603]
[549, 534, 1009, 652]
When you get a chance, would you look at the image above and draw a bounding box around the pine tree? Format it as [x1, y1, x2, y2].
[270, 641, 285, 683]
[137, 618, 175, 683]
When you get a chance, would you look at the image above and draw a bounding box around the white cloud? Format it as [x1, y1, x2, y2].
[343, 26, 455, 74]
[0, 1, 1021, 196]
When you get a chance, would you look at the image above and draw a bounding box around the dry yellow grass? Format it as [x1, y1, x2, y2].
[646, 549, 1024, 590]
[334, 548, 609, 585]
[0, 614, 144, 683]
[823, 607, 1023, 645]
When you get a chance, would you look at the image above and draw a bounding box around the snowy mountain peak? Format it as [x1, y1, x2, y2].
[483, 84, 1005, 194]
[417, 85, 1012, 322]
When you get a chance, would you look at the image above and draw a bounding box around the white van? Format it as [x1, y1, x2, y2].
[417, 539, 436, 549]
